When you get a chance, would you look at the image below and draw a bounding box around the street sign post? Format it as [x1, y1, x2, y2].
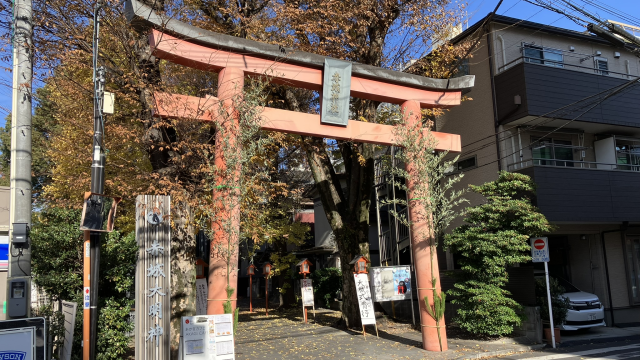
[531, 237, 555, 348]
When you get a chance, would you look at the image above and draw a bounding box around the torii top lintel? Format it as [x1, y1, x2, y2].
[125, 0, 474, 109]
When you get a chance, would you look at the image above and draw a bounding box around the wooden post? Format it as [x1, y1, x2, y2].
[249, 274, 253, 312]
[265, 277, 269, 316]
[135, 195, 171, 360]
[208, 67, 244, 315]
[402, 100, 447, 352]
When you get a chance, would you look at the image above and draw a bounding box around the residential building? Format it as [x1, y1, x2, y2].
[441, 15, 640, 326]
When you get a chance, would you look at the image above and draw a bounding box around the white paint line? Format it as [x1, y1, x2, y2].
[522, 344, 640, 360]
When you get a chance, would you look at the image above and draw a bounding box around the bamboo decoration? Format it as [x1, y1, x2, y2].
[424, 277, 446, 351]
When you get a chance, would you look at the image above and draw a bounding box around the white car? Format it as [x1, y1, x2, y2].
[556, 278, 606, 330]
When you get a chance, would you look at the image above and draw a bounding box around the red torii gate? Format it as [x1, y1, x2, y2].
[127, 0, 474, 352]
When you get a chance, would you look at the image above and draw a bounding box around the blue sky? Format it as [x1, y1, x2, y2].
[0, 0, 638, 129]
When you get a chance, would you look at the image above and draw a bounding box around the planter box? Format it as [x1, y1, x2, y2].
[543, 327, 561, 346]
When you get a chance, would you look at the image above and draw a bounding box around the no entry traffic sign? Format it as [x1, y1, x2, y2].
[531, 237, 549, 263]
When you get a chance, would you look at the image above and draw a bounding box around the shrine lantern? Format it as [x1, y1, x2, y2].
[297, 258, 312, 277]
[195, 258, 209, 279]
[349, 255, 370, 274]
[263, 262, 272, 276]
[247, 263, 257, 276]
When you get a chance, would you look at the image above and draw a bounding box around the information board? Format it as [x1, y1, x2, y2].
[181, 314, 235, 360]
[301, 279, 314, 307]
[370, 266, 412, 302]
[353, 274, 376, 325]
[531, 237, 550, 263]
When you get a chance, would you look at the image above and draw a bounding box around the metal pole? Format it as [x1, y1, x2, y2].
[87, 3, 106, 359]
[544, 261, 556, 349]
[8, 0, 33, 319]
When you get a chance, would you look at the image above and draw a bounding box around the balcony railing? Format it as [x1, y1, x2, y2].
[498, 55, 636, 81]
[507, 158, 640, 172]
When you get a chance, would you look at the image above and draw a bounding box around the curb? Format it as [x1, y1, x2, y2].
[453, 344, 546, 359]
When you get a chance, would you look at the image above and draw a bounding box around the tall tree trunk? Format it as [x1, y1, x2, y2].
[170, 204, 196, 359]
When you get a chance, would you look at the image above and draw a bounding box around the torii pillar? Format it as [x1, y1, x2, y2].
[208, 68, 244, 314]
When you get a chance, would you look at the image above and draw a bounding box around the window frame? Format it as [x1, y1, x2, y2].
[594, 56, 609, 76]
[456, 155, 477, 172]
[522, 43, 564, 68]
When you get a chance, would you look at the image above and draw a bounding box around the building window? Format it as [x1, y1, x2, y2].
[594, 57, 609, 75]
[523, 43, 563, 67]
[457, 156, 477, 171]
[625, 236, 640, 304]
[531, 137, 574, 167]
[615, 138, 640, 171]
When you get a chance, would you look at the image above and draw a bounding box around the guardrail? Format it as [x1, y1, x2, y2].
[507, 158, 640, 172]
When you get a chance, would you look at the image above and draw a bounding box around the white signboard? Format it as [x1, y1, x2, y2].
[353, 274, 376, 325]
[0, 328, 34, 360]
[301, 279, 314, 307]
[181, 314, 235, 360]
[60, 301, 78, 360]
[531, 237, 550, 263]
[370, 266, 412, 302]
[196, 279, 208, 316]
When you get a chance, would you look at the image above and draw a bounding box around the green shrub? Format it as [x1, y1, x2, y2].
[31, 208, 136, 360]
[309, 267, 342, 308]
[535, 277, 570, 326]
[444, 172, 553, 336]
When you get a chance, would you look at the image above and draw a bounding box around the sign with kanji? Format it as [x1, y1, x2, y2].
[181, 314, 235, 360]
[135, 195, 171, 359]
[531, 237, 550, 263]
[353, 274, 376, 325]
[301, 279, 314, 307]
[196, 278, 208, 315]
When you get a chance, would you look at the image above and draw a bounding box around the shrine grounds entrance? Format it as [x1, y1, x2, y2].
[127, 0, 474, 353]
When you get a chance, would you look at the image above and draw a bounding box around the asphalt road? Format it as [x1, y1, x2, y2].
[496, 341, 640, 360]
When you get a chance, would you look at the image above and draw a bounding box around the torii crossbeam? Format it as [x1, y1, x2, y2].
[126, 0, 474, 352]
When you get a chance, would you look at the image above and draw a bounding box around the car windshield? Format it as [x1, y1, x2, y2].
[556, 277, 580, 293]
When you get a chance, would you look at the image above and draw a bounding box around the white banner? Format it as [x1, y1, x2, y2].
[301, 279, 314, 307]
[353, 274, 376, 325]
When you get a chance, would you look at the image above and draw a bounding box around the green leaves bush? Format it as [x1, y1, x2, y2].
[444, 172, 553, 336]
[535, 277, 570, 326]
[31, 207, 137, 360]
[309, 267, 342, 308]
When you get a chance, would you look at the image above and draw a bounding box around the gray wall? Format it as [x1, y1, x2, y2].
[495, 62, 640, 127]
[518, 166, 640, 223]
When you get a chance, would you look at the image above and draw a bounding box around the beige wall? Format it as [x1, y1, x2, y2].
[491, 23, 639, 78]
[439, 35, 501, 214]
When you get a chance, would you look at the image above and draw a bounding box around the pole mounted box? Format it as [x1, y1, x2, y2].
[11, 223, 29, 245]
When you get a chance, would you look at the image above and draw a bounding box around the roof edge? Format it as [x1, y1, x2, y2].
[125, 0, 474, 91]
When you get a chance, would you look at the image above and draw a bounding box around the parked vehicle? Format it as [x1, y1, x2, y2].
[556, 278, 606, 330]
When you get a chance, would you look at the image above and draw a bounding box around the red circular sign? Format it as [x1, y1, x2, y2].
[85, 289, 89, 294]
[185, 319, 190, 324]
[533, 239, 546, 250]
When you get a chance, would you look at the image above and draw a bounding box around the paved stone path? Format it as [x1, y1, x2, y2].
[234, 305, 542, 360]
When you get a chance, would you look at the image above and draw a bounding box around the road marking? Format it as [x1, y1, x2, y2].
[588, 350, 640, 360]
[524, 344, 640, 360]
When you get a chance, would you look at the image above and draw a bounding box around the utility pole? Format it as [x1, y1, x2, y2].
[83, 2, 106, 360]
[7, 0, 33, 319]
